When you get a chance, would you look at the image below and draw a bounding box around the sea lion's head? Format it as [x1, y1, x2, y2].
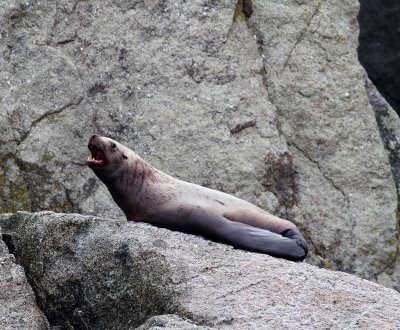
[87, 135, 130, 177]
[87, 135, 158, 215]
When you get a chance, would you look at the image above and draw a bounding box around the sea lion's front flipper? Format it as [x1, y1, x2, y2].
[194, 213, 308, 261]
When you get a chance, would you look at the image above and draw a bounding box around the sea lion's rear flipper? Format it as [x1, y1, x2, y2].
[195, 214, 308, 261]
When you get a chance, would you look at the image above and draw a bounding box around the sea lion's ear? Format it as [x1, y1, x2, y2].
[123, 154, 128, 159]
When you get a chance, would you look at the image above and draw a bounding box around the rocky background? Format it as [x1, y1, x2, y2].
[1, 0, 400, 326]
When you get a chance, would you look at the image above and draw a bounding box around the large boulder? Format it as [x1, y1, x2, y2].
[0, 0, 398, 289]
[0, 214, 50, 330]
[246, 0, 399, 286]
[1, 212, 400, 329]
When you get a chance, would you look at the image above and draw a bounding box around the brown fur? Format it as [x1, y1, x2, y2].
[87, 135, 308, 261]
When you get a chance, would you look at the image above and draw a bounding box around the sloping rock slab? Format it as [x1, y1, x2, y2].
[0, 214, 50, 330]
[1, 212, 400, 329]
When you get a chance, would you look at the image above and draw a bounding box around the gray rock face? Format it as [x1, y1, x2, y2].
[247, 0, 398, 284]
[365, 80, 400, 291]
[0, 0, 399, 289]
[1, 212, 400, 329]
[0, 215, 50, 330]
[367, 80, 400, 195]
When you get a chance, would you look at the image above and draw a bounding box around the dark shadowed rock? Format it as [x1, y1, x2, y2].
[0, 214, 50, 330]
[365, 80, 400, 291]
[366, 80, 400, 195]
[1, 212, 400, 329]
[358, 0, 400, 114]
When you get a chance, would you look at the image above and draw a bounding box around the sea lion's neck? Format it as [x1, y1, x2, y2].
[104, 158, 168, 220]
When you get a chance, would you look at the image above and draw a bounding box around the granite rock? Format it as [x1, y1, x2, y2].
[1, 212, 400, 329]
[0, 214, 50, 330]
[0, 0, 398, 289]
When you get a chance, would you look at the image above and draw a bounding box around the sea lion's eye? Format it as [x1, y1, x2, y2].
[111, 143, 117, 149]
[123, 154, 128, 159]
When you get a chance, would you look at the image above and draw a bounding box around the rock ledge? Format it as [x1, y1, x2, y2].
[1, 212, 400, 329]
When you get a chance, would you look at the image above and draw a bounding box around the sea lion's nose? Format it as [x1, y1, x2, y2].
[90, 134, 99, 143]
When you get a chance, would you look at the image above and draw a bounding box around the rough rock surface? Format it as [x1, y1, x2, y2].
[1, 212, 400, 329]
[358, 0, 400, 114]
[136, 314, 211, 330]
[367, 80, 400, 197]
[0, 0, 399, 289]
[247, 0, 398, 284]
[0, 214, 50, 330]
[365, 80, 400, 290]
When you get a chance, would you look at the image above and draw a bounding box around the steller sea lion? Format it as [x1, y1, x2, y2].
[87, 134, 308, 261]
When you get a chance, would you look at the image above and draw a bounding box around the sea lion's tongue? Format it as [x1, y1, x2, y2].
[87, 144, 105, 164]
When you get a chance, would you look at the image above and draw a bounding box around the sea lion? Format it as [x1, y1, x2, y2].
[87, 134, 308, 261]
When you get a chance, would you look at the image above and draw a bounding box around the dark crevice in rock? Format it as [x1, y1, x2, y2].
[237, 9, 284, 138]
[282, 2, 321, 74]
[366, 82, 400, 195]
[2, 233, 16, 255]
[63, 188, 75, 212]
[233, 0, 253, 22]
[365, 80, 400, 277]
[290, 141, 350, 207]
[229, 119, 256, 134]
[17, 96, 84, 145]
[46, 1, 79, 46]
[259, 68, 287, 139]
[236, 3, 299, 219]
[54, 38, 76, 46]
[233, 3, 282, 136]
[372, 237, 400, 288]
[358, 0, 400, 115]
[215, 279, 263, 300]
[373, 243, 399, 281]
[242, 0, 253, 19]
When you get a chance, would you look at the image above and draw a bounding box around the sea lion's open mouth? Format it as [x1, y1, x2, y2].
[87, 143, 105, 165]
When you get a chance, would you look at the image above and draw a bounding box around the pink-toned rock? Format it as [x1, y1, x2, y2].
[1, 212, 399, 329]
